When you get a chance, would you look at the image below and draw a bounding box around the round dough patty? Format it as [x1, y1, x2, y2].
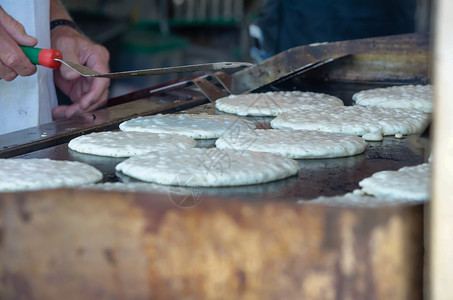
[358, 163, 431, 201]
[0, 158, 103, 192]
[68, 131, 196, 157]
[215, 129, 367, 159]
[116, 148, 299, 187]
[352, 84, 433, 113]
[215, 91, 344, 116]
[299, 190, 426, 207]
[270, 106, 430, 136]
[119, 113, 256, 139]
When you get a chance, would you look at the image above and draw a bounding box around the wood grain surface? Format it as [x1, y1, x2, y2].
[0, 189, 424, 300]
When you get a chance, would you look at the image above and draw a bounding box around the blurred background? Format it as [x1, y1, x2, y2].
[60, 0, 259, 97]
[60, 0, 431, 98]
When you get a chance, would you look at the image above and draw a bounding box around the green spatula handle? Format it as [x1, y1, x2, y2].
[20, 46, 62, 69]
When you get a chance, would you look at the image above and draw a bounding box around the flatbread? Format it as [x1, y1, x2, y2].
[68, 131, 196, 157]
[270, 106, 430, 136]
[352, 84, 433, 113]
[358, 163, 431, 201]
[116, 148, 299, 187]
[119, 113, 256, 139]
[0, 158, 103, 192]
[215, 129, 367, 159]
[215, 91, 344, 116]
[298, 189, 426, 207]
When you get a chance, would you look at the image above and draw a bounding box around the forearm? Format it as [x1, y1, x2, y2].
[49, 0, 72, 22]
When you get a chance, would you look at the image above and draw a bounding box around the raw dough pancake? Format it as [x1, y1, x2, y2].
[68, 131, 196, 157]
[358, 163, 431, 201]
[298, 190, 426, 207]
[119, 113, 256, 139]
[352, 84, 433, 113]
[270, 106, 430, 136]
[116, 148, 299, 187]
[215, 91, 344, 116]
[0, 158, 103, 192]
[215, 129, 367, 159]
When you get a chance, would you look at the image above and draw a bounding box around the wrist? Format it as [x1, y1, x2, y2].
[50, 19, 82, 33]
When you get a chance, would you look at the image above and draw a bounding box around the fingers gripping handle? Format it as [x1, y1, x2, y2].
[20, 46, 62, 69]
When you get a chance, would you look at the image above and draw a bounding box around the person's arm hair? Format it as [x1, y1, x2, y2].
[49, 0, 73, 22]
[48, 0, 111, 120]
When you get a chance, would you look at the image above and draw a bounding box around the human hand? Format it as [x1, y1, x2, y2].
[50, 25, 110, 120]
[0, 6, 38, 80]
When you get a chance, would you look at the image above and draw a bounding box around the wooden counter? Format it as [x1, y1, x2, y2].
[0, 189, 424, 300]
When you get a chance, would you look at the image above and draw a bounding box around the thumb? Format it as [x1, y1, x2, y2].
[0, 6, 37, 46]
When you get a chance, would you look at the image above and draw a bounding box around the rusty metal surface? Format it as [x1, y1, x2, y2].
[192, 75, 230, 100]
[231, 32, 430, 94]
[57, 59, 252, 78]
[0, 84, 209, 159]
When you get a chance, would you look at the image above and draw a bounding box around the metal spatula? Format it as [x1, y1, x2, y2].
[20, 46, 252, 79]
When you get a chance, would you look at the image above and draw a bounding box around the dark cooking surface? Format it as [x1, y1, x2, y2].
[15, 93, 427, 202]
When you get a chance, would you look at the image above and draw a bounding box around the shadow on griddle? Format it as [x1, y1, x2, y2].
[195, 139, 217, 148]
[214, 109, 275, 129]
[115, 170, 300, 203]
[68, 149, 126, 182]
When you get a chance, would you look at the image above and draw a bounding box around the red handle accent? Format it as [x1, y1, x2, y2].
[38, 49, 62, 69]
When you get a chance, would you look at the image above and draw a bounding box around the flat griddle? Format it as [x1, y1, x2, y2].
[13, 81, 426, 202]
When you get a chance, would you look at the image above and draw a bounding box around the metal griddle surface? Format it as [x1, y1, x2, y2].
[14, 81, 427, 202]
